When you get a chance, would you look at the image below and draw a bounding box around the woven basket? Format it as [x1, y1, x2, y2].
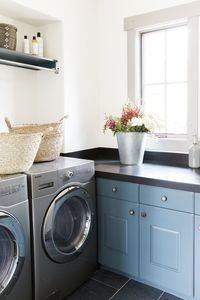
[0, 132, 42, 174]
[5, 116, 67, 162]
[0, 24, 17, 50]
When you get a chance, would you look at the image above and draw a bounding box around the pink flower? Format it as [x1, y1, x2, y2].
[104, 117, 115, 130]
[121, 104, 143, 125]
[103, 101, 159, 135]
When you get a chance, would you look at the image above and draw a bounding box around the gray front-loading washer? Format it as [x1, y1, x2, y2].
[0, 174, 32, 300]
[26, 157, 97, 300]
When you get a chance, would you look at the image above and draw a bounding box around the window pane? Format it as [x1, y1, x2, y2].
[166, 83, 187, 134]
[142, 30, 165, 84]
[166, 26, 187, 82]
[141, 25, 188, 135]
[143, 84, 165, 130]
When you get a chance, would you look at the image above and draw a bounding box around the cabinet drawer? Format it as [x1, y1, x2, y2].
[140, 185, 194, 213]
[96, 178, 138, 203]
[195, 193, 200, 215]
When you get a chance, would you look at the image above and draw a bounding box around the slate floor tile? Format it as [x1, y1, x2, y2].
[111, 280, 163, 300]
[92, 269, 129, 289]
[67, 278, 117, 300]
[159, 292, 183, 300]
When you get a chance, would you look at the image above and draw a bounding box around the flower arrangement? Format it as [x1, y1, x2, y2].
[104, 102, 158, 135]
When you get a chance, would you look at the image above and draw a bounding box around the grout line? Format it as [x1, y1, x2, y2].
[90, 278, 118, 290]
[157, 291, 165, 300]
[108, 278, 131, 300]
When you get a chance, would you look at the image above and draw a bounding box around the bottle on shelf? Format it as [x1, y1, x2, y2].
[188, 135, 200, 168]
[31, 36, 38, 56]
[23, 35, 30, 54]
[37, 32, 43, 57]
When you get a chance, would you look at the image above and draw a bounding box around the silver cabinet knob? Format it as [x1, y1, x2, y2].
[129, 210, 135, 215]
[66, 171, 74, 179]
[141, 212, 147, 218]
[112, 187, 118, 193]
[161, 195, 167, 202]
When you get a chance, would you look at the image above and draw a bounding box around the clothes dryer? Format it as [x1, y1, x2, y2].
[26, 157, 97, 300]
[0, 174, 32, 300]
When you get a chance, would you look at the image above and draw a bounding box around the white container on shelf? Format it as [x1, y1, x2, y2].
[31, 36, 38, 55]
[37, 32, 43, 57]
[189, 135, 200, 168]
[23, 35, 30, 54]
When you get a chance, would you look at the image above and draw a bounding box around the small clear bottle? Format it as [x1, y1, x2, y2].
[37, 32, 43, 57]
[189, 135, 200, 168]
[23, 35, 30, 54]
[31, 36, 38, 55]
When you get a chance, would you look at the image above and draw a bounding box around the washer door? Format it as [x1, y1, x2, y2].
[0, 212, 25, 296]
[43, 186, 92, 263]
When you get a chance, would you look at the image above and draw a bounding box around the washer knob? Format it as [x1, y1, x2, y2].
[65, 171, 74, 179]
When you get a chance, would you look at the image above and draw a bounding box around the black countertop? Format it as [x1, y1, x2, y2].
[95, 161, 200, 192]
[62, 147, 200, 192]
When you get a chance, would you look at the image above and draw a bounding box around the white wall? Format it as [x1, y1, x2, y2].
[0, 14, 37, 131]
[35, 22, 64, 123]
[12, 0, 99, 153]
[0, 11, 64, 135]
[98, 0, 196, 148]
[1, 0, 196, 152]
[62, 0, 99, 152]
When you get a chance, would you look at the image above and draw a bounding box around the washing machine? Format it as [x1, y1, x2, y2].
[26, 157, 97, 300]
[0, 174, 32, 300]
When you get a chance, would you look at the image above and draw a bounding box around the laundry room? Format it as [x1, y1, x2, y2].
[1, 0, 200, 300]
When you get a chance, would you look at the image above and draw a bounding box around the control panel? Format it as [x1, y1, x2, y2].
[0, 183, 24, 197]
[0, 175, 27, 205]
[58, 163, 95, 186]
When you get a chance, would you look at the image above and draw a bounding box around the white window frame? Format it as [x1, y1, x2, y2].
[124, 2, 199, 153]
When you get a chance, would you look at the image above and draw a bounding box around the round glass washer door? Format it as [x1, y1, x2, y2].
[43, 186, 93, 263]
[0, 212, 25, 297]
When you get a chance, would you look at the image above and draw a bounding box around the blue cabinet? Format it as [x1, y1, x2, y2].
[97, 178, 195, 299]
[140, 184, 194, 213]
[140, 204, 194, 297]
[97, 178, 139, 277]
[195, 194, 200, 299]
[98, 196, 139, 276]
[97, 178, 138, 203]
[195, 193, 200, 215]
[195, 215, 200, 299]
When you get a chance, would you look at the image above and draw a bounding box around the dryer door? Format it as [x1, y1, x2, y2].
[43, 186, 93, 263]
[0, 212, 25, 296]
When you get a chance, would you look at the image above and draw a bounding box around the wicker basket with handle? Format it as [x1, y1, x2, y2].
[0, 132, 42, 174]
[0, 24, 17, 50]
[5, 116, 68, 162]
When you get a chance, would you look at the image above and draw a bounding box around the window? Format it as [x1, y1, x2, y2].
[141, 25, 188, 136]
[125, 2, 200, 152]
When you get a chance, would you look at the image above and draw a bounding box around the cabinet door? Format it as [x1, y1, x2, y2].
[195, 215, 200, 299]
[98, 196, 139, 277]
[140, 204, 193, 297]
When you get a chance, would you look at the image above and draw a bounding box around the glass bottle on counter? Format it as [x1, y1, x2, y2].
[189, 135, 200, 168]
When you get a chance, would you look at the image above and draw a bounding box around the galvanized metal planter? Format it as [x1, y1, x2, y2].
[116, 132, 146, 165]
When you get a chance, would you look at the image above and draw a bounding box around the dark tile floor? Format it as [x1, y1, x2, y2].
[67, 269, 183, 300]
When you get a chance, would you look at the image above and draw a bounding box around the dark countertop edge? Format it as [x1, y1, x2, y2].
[61, 149, 200, 192]
[95, 170, 200, 193]
[61, 147, 189, 168]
